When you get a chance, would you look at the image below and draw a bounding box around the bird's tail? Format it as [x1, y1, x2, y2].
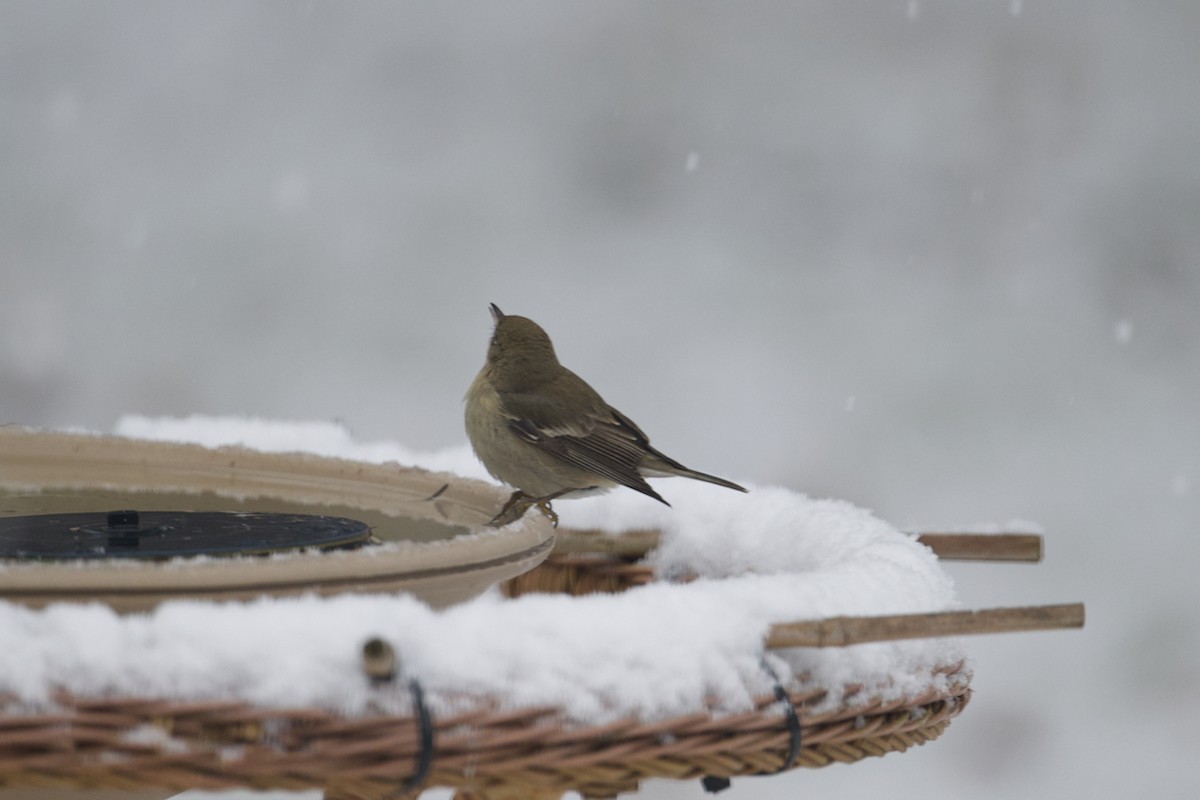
[641, 450, 749, 493]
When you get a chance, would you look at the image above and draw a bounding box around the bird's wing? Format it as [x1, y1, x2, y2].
[499, 374, 668, 504]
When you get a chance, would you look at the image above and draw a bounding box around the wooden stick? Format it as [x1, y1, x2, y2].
[765, 603, 1085, 649]
[913, 533, 1043, 562]
[554, 528, 1044, 562]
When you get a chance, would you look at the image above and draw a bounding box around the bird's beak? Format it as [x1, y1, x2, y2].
[489, 303, 505, 323]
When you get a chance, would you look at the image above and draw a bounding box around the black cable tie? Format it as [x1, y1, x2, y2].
[362, 640, 434, 798]
[400, 677, 435, 794]
[759, 655, 803, 772]
[699, 657, 803, 793]
[701, 775, 733, 793]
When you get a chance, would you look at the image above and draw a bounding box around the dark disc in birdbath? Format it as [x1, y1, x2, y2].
[0, 510, 372, 560]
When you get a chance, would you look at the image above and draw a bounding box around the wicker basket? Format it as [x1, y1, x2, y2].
[502, 552, 658, 598]
[0, 432, 1081, 798]
[0, 672, 969, 800]
[0, 538, 977, 800]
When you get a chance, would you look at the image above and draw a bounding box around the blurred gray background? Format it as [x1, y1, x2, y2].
[2, 1, 1198, 798]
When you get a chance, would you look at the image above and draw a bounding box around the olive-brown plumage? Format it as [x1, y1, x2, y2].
[465, 304, 746, 520]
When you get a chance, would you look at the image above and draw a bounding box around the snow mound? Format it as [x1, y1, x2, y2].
[0, 416, 964, 723]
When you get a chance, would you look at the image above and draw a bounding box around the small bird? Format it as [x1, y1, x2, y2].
[465, 304, 747, 526]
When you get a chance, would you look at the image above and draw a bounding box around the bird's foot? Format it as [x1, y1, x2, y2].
[486, 490, 535, 528]
[534, 499, 559, 528]
[486, 489, 572, 528]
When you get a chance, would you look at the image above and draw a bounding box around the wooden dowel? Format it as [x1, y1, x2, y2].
[914, 533, 1043, 562]
[555, 529, 1045, 563]
[765, 603, 1085, 649]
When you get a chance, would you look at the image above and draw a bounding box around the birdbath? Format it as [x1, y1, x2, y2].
[0, 427, 555, 611]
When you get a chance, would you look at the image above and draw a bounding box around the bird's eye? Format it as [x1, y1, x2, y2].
[490, 335, 499, 347]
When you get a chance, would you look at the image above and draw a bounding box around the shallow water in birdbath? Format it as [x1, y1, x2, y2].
[0, 487, 471, 546]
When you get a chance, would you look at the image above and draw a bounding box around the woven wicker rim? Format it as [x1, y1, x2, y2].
[0, 668, 968, 799]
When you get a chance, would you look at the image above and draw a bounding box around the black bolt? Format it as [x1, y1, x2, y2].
[107, 509, 140, 528]
[101, 509, 166, 548]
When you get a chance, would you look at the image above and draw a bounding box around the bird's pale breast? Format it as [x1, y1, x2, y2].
[465, 369, 613, 498]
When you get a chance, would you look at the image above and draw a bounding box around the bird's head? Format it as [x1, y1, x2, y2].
[484, 303, 561, 391]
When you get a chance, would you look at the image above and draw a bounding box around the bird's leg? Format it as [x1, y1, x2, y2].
[534, 499, 559, 527]
[487, 490, 536, 528]
[487, 488, 574, 528]
[531, 488, 574, 528]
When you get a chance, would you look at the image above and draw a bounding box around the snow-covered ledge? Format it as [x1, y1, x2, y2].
[1, 415, 961, 719]
[0, 416, 970, 798]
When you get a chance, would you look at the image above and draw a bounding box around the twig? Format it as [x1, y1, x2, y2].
[765, 603, 1085, 649]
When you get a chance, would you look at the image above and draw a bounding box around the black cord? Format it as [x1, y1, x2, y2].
[400, 677, 435, 793]
[759, 656, 803, 773]
[362, 637, 435, 797]
[700, 656, 803, 794]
